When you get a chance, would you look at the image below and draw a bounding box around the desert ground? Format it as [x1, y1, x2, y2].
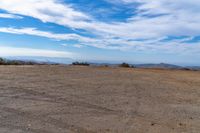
[0, 65, 200, 133]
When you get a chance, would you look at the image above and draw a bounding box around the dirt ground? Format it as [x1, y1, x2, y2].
[0, 65, 200, 133]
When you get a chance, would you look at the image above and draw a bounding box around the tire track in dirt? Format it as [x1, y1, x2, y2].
[5, 87, 121, 115]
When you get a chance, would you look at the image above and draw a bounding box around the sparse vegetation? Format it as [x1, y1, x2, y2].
[182, 68, 191, 71]
[0, 57, 46, 65]
[119, 63, 132, 68]
[72, 62, 90, 66]
[0, 58, 6, 65]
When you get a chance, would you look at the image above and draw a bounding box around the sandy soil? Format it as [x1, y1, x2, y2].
[0, 65, 200, 133]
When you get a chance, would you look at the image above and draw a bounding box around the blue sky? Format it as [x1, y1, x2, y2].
[0, 0, 200, 65]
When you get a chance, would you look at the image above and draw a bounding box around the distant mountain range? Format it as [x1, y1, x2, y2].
[1, 57, 200, 71]
[134, 63, 182, 69]
[134, 63, 200, 70]
[90, 63, 200, 70]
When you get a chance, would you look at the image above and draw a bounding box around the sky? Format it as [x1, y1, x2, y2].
[0, 0, 200, 65]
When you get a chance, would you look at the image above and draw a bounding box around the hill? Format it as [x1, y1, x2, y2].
[134, 63, 183, 69]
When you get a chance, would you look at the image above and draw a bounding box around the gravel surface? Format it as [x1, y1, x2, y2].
[0, 65, 200, 133]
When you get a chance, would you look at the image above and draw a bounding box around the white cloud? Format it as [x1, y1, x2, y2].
[0, 13, 22, 19]
[0, 27, 96, 43]
[0, 46, 75, 58]
[0, 0, 200, 54]
[74, 44, 84, 48]
[0, 26, 200, 55]
[61, 43, 83, 48]
[0, 0, 91, 28]
[61, 44, 68, 47]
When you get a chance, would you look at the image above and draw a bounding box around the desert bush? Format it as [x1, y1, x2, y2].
[119, 63, 133, 68]
[182, 68, 191, 71]
[72, 62, 90, 66]
[103, 65, 109, 67]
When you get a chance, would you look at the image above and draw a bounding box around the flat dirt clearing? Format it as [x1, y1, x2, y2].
[0, 65, 200, 133]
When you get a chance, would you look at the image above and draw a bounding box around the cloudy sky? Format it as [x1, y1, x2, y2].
[0, 0, 200, 65]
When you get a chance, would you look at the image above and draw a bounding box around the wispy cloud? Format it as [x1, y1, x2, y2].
[0, 27, 96, 43]
[0, 26, 200, 55]
[0, 46, 75, 58]
[0, 13, 22, 19]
